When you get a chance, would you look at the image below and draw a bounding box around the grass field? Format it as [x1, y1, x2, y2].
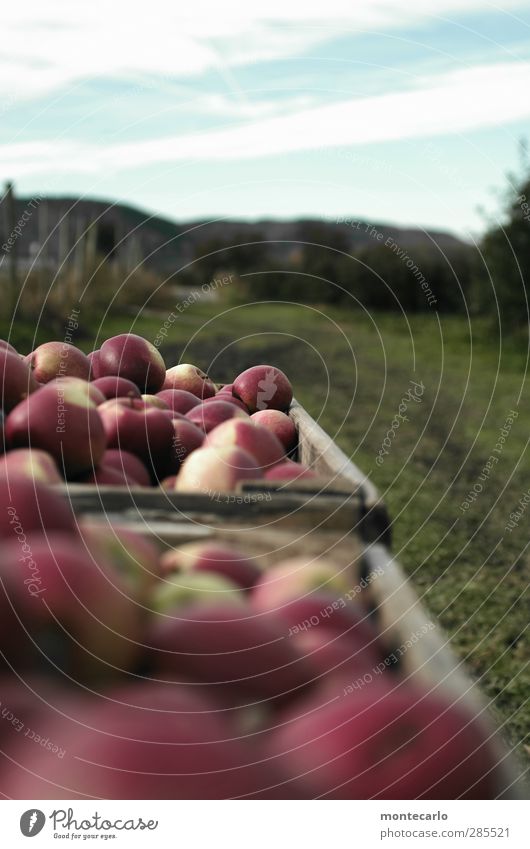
[4, 300, 529, 772]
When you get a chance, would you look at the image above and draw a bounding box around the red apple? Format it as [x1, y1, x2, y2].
[160, 474, 178, 490]
[0, 350, 38, 412]
[163, 364, 216, 398]
[25, 342, 90, 384]
[5, 379, 106, 478]
[92, 375, 141, 400]
[149, 603, 315, 704]
[4, 683, 280, 799]
[160, 541, 261, 590]
[205, 419, 285, 471]
[251, 557, 351, 612]
[47, 375, 105, 406]
[156, 388, 201, 414]
[98, 397, 173, 478]
[186, 400, 247, 433]
[265, 683, 498, 799]
[141, 393, 169, 409]
[251, 409, 297, 452]
[257, 592, 384, 684]
[0, 339, 19, 356]
[80, 464, 136, 486]
[291, 627, 380, 690]
[233, 365, 293, 413]
[168, 418, 204, 473]
[0, 476, 75, 539]
[203, 394, 249, 413]
[0, 448, 62, 484]
[87, 349, 101, 379]
[99, 333, 166, 393]
[0, 531, 143, 678]
[265, 460, 316, 481]
[153, 571, 245, 612]
[175, 446, 261, 494]
[78, 517, 160, 602]
[102, 449, 152, 486]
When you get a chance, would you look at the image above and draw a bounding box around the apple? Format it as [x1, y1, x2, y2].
[0, 672, 79, 753]
[0, 476, 75, 539]
[102, 449, 152, 486]
[0, 530, 143, 679]
[204, 419, 285, 471]
[87, 349, 101, 379]
[141, 393, 169, 409]
[153, 571, 245, 612]
[265, 461, 316, 481]
[291, 627, 381, 691]
[163, 364, 216, 399]
[99, 333, 166, 393]
[98, 397, 174, 479]
[80, 464, 136, 486]
[160, 541, 260, 591]
[167, 418, 204, 473]
[0, 349, 38, 412]
[251, 557, 351, 612]
[203, 394, 249, 413]
[92, 376, 141, 400]
[265, 683, 498, 799]
[251, 409, 297, 452]
[160, 474, 178, 490]
[156, 388, 201, 414]
[46, 375, 105, 406]
[25, 342, 90, 384]
[175, 446, 261, 494]
[5, 379, 106, 478]
[0, 339, 19, 356]
[233, 365, 293, 413]
[259, 592, 384, 685]
[149, 603, 316, 704]
[262, 591, 377, 638]
[186, 400, 247, 433]
[4, 683, 279, 799]
[78, 517, 160, 603]
[0, 448, 62, 484]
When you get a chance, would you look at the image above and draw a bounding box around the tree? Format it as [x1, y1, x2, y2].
[479, 151, 530, 330]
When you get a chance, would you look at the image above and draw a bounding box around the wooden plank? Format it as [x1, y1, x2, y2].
[290, 399, 379, 504]
[60, 482, 375, 537]
[364, 542, 527, 800]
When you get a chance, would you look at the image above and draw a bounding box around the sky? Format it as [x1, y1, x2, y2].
[2, 0, 530, 239]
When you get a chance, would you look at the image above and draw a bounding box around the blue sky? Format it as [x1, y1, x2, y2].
[2, 0, 530, 238]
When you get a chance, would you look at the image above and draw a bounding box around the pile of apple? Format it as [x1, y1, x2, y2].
[0, 475, 498, 798]
[0, 333, 317, 491]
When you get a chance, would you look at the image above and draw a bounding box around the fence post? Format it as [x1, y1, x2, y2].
[3, 181, 19, 318]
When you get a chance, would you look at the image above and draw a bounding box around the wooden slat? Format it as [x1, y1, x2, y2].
[60, 483, 371, 535]
[290, 400, 378, 502]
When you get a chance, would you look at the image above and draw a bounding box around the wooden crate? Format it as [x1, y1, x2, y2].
[60, 400, 390, 544]
[85, 514, 525, 799]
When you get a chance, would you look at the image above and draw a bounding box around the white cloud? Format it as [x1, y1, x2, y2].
[2, 61, 529, 178]
[1, 0, 526, 100]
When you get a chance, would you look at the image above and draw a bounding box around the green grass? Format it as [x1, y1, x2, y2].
[5, 301, 529, 768]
